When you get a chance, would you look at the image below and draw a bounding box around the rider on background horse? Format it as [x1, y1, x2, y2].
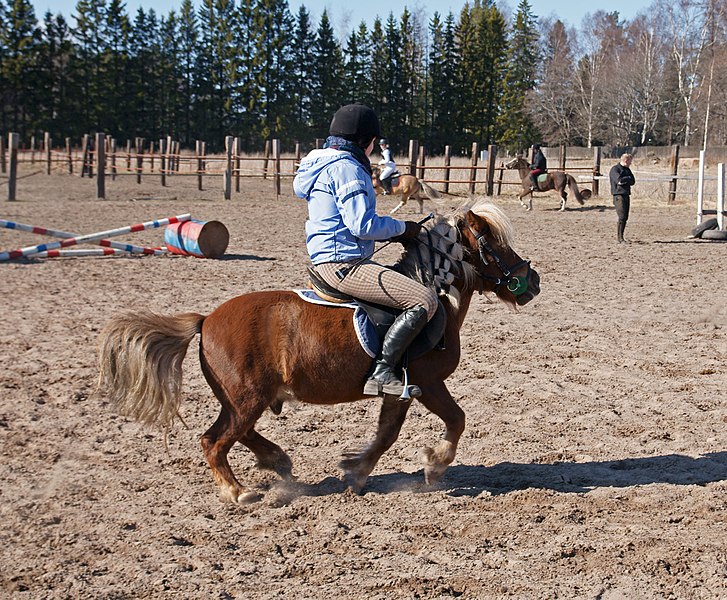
[293, 103, 438, 398]
[529, 144, 547, 191]
[377, 138, 397, 195]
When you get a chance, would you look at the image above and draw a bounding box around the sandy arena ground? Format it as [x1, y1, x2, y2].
[1, 167, 726, 599]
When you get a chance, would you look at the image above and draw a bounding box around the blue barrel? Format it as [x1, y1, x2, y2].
[164, 219, 229, 258]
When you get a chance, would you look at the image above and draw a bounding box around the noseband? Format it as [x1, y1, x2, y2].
[464, 221, 530, 296]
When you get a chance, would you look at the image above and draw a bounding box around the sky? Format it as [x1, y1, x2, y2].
[31, 0, 652, 33]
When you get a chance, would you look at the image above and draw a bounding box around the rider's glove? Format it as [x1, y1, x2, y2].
[391, 221, 421, 245]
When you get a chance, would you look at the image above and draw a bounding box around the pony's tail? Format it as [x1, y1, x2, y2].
[567, 174, 591, 205]
[98, 310, 205, 429]
[421, 181, 442, 199]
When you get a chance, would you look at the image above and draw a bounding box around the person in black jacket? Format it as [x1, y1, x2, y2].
[529, 144, 547, 191]
[609, 153, 636, 243]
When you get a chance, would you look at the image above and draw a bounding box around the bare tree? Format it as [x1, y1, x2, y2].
[527, 18, 578, 144]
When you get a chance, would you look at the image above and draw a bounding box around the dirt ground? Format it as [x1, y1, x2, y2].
[1, 168, 726, 599]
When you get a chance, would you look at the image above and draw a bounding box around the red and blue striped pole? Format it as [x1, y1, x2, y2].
[0, 219, 168, 256]
[0, 214, 191, 261]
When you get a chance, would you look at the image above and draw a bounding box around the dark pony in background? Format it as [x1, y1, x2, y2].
[504, 155, 592, 211]
[98, 200, 540, 504]
[371, 166, 442, 214]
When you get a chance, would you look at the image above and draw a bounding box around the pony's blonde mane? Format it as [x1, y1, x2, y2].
[398, 199, 515, 309]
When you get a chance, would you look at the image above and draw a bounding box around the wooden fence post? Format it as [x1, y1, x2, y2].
[314, 138, 324, 149]
[174, 141, 181, 172]
[592, 147, 601, 196]
[235, 137, 241, 193]
[30, 134, 36, 164]
[224, 135, 233, 200]
[80, 134, 90, 177]
[196, 140, 203, 190]
[443, 145, 451, 194]
[272, 138, 281, 197]
[295, 142, 301, 171]
[135, 137, 144, 184]
[262, 139, 270, 179]
[149, 140, 154, 172]
[160, 138, 167, 186]
[486, 144, 497, 196]
[44, 132, 51, 175]
[408, 140, 418, 176]
[0, 135, 5, 174]
[87, 136, 94, 178]
[96, 132, 106, 199]
[469, 142, 479, 195]
[668, 144, 680, 204]
[165, 136, 172, 176]
[8, 132, 18, 201]
[417, 145, 425, 179]
[65, 137, 72, 174]
[559, 144, 567, 171]
[110, 138, 117, 179]
[496, 160, 504, 196]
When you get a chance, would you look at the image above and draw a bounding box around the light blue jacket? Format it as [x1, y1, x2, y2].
[294, 148, 405, 265]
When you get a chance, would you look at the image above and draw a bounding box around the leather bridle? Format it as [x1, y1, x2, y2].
[464, 221, 531, 296]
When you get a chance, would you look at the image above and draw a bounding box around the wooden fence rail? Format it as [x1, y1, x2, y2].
[4, 132, 703, 203]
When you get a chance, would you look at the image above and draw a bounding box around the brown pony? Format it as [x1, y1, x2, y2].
[504, 155, 592, 212]
[98, 200, 540, 504]
[372, 166, 442, 214]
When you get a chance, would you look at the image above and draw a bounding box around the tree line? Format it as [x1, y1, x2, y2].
[1, 0, 726, 154]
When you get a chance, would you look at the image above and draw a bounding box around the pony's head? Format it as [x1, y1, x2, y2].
[397, 200, 540, 309]
[504, 155, 528, 170]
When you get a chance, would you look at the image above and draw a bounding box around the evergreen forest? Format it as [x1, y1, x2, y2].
[2, 0, 726, 153]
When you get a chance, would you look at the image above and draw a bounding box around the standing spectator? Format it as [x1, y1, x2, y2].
[609, 153, 636, 243]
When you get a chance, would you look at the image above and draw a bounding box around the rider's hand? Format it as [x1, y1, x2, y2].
[391, 221, 421, 245]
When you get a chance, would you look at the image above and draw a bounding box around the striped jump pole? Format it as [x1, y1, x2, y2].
[36, 248, 126, 258]
[0, 213, 191, 261]
[0, 219, 168, 256]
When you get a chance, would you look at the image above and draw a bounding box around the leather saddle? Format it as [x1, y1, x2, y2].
[307, 267, 446, 360]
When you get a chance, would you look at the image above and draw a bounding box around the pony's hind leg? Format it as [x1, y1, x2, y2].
[340, 396, 412, 493]
[241, 428, 293, 479]
[417, 381, 465, 485]
[200, 410, 260, 504]
[559, 191, 568, 211]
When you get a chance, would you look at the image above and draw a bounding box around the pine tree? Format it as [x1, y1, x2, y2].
[253, 0, 295, 142]
[498, 0, 540, 151]
[342, 22, 372, 107]
[103, 0, 130, 139]
[178, 0, 198, 145]
[398, 8, 424, 143]
[1, 0, 39, 134]
[291, 6, 315, 140]
[309, 10, 343, 137]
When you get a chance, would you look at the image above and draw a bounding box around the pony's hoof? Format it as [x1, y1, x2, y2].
[220, 487, 260, 504]
[421, 447, 448, 485]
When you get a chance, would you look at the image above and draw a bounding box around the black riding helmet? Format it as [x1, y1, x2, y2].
[329, 104, 381, 144]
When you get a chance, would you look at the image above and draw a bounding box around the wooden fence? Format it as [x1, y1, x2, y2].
[0, 132, 699, 204]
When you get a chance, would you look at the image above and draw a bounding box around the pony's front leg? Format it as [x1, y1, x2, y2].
[417, 381, 465, 485]
[417, 199, 424, 214]
[390, 200, 405, 214]
[339, 396, 412, 493]
[519, 190, 533, 211]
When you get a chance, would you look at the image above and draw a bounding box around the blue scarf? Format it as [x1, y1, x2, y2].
[324, 135, 372, 175]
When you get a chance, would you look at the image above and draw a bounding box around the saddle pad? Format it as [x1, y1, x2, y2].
[537, 173, 548, 185]
[294, 290, 379, 358]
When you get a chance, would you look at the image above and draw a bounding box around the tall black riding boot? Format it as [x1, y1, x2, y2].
[363, 306, 428, 398]
[617, 220, 626, 243]
[382, 177, 392, 195]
